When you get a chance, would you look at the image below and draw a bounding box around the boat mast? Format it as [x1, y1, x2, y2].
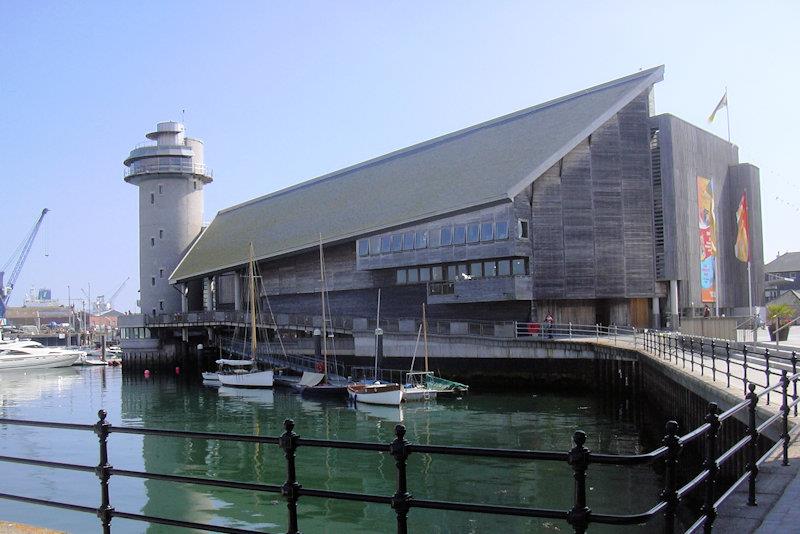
[249, 242, 257, 362]
[319, 234, 328, 377]
[422, 303, 429, 373]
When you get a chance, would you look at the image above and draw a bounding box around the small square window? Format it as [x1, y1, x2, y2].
[407, 268, 419, 283]
[159, 229, 164, 239]
[480, 223, 494, 242]
[440, 227, 452, 246]
[396, 269, 407, 284]
[159, 269, 164, 278]
[419, 268, 431, 282]
[381, 236, 391, 253]
[447, 265, 457, 280]
[150, 193, 155, 205]
[467, 223, 480, 243]
[151, 277, 156, 286]
[518, 219, 530, 239]
[150, 237, 155, 247]
[453, 226, 466, 245]
[513, 259, 527, 275]
[469, 262, 482, 277]
[357, 239, 369, 257]
[496, 221, 509, 240]
[432, 266, 443, 281]
[391, 235, 402, 252]
[484, 261, 497, 277]
[415, 231, 428, 249]
[158, 184, 163, 194]
[498, 260, 511, 276]
[403, 232, 415, 250]
[369, 237, 381, 255]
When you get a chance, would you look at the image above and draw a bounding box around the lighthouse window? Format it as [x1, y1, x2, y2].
[150, 193, 155, 205]
[159, 229, 164, 239]
[159, 300, 164, 311]
[151, 277, 156, 286]
[158, 184, 163, 194]
[159, 269, 164, 278]
[150, 237, 155, 247]
[193, 181, 197, 190]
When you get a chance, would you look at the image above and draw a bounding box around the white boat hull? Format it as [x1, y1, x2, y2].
[218, 370, 274, 388]
[0, 352, 81, 370]
[402, 386, 437, 402]
[202, 372, 220, 381]
[348, 386, 403, 406]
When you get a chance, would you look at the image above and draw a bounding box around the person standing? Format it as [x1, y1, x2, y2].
[703, 305, 711, 319]
[545, 312, 554, 339]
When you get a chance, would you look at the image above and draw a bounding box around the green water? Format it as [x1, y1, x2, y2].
[0, 367, 663, 533]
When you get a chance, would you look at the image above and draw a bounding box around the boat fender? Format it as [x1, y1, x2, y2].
[175, 366, 180, 375]
[144, 369, 150, 378]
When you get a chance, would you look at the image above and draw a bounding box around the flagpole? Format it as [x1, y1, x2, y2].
[725, 86, 731, 143]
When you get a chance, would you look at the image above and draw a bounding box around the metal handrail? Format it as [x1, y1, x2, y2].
[124, 162, 212, 178]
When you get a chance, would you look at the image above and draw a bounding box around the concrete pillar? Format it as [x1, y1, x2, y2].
[652, 297, 660, 330]
[233, 273, 242, 311]
[670, 280, 679, 330]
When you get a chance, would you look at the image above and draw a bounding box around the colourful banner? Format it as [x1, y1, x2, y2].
[697, 176, 717, 303]
[735, 191, 750, 263]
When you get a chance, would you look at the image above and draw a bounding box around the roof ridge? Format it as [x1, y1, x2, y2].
[219, 66, 664, 216]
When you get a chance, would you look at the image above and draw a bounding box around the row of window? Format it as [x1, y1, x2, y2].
[121, 327, 154, 339]
[358, 220, 528, 257]
[150, 229, 165, 247]
[396, 258, 528, 285]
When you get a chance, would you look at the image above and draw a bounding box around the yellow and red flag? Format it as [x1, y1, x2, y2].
[735, 192, 750, 262]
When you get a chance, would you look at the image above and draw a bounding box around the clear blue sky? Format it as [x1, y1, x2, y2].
[1, 1, 797, 311]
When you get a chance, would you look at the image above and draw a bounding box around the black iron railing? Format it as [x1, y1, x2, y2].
[1, 370, 800, 534]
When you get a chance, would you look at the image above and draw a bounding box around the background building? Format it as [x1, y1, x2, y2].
[764, 252, 800, 302]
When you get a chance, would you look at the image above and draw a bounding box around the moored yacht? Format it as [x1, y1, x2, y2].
[0, 341, 83, 370]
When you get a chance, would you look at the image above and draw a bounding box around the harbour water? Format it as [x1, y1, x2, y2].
[0, 367, 664, 533]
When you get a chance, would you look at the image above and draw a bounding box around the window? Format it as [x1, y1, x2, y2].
[358, 239, 369, 257]
[151, 277, 156, 286]
[419, 267, 431, 282]
[159, 229, 164, 239]
[484, 261, 497, 277]
[193, 181, 197, 190]
[498, 260, 511, 276]
[396, 269, 407, 284]
[512, 259, 527, 275]
[415, 231, 428, 249]
[432, 266, 443, 281]
[369, 237, 381, 255]
[152, 309, 156, 317]
[391, 234, 402, 252]
[518, 219, 529, 239]
[447, 265, 457, 280]
[403, 232, 415, 250]
[469, 262, 482, 277]
[381, 236, 391, 253]
[440, 227, 452, 246]
[467, 223, 480, 243]
[158, 184, 163, 194]
[496, 221, 509, 240]
[150, 237, 155, 247]
[480, 222, 494, 242]
[150, 193, 155, 205]
[407, 268, 419, 283]
[453, 226, 466, 245]
[159, 269, 164, 278]
[159, 300, 164, 311]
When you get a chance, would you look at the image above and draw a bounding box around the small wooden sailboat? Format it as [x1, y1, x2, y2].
[347, 289, 403, 406]
[402, 305, 438, 402]
[296, 235, 347, 398]
[218, 243, 274, 388]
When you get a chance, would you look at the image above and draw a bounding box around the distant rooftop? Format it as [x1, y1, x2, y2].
[766, 252, 800, 273]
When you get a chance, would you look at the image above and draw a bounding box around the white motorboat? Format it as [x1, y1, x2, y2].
[0, 342, 82, 370]
[347, 382, 403, 406]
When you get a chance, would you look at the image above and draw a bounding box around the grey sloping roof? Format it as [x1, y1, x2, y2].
[765, 252, 800, 273]
[171, 66, 664, 281]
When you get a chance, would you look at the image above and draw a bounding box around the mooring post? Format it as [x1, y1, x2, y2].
[725, 342, 731, 388]
[567, 430, 590, 534]
[782, 370, 790, 466]
[93, 409, 114, 534]
[702, 403, 720, 533]
[662, 420, 681, 534]
[390, 424, 412, 534]
[710, 340, 716, 382]
[746, 383, 759, 506]
[280, 419, 301, 534]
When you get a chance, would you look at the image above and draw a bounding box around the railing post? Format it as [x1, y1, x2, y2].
[710, 340, 716, 382]
[725, 342, 731, 388]
[742, 346, 749, 395]
[93, 410, 114, 534]
[689, 337, 695, 372]
[662, 420, 681, 534]
[782, 370, 790, 467]
[280, 419, 301, 534]
[390, 424, 412, 534]
[764, 349, 771, 405]
[567, 430, 591, 534]
[699, 338, 704, 376]
[702, 403, 720, 533]
[793, 351, 798, 416]
[746, 383, 759, 506]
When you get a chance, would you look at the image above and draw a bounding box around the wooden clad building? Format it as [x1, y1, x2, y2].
[167, 66, 763, 328]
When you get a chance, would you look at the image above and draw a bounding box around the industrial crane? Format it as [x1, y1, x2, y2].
[93, 277, 130, 313]
[0, 208, 50, 320]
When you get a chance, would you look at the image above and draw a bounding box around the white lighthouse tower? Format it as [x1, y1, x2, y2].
[124, 122, 212, 317]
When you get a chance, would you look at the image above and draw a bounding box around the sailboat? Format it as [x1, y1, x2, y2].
[346, 289, 404, 406]
[218, 243, 274, 388]
[295, 235, 347, 398]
